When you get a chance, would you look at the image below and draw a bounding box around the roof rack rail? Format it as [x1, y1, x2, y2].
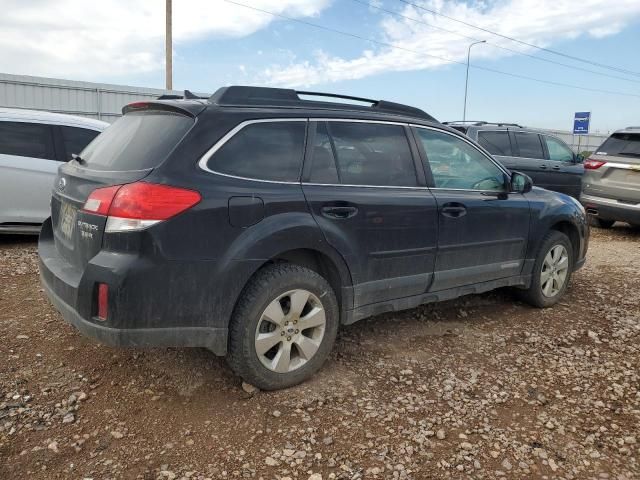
[209, 86, 437, 122]
[157, 90, 208, 100]
[444, 120, 524, 128]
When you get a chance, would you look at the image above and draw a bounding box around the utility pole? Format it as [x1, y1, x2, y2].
[462, 40, 485, 122]
[165, 0, 172, 90]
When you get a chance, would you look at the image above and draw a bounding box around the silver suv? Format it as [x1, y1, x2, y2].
[581, 127, 640, 228]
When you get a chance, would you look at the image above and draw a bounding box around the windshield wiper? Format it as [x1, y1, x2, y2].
[71, 153, 86, 165]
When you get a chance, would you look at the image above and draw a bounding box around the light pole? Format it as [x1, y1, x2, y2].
[462, 40, 485, 122]
[166, 0, 172, 90]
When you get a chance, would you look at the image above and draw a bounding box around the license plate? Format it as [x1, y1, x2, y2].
[59, 202, 77, 240]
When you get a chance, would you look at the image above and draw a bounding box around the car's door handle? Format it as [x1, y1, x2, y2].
[552, 165, 561, 170]
[539, 164, 547, 169]
[441, 203, 467, 218]
[321, 206, 358, 219]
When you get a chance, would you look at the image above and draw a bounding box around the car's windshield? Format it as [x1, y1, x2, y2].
[596, 132, 640, 158]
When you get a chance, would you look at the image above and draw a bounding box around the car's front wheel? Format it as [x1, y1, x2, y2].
[227, 263, 339, 390]
[518, 230, 574, 308]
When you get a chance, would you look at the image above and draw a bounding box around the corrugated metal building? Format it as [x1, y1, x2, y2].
[0, 72, 185, 123]
[0, 72, 611, 152]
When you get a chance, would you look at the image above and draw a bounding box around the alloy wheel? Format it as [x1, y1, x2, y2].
[540, 244, 569, 297]
[254, 289, 326, 373]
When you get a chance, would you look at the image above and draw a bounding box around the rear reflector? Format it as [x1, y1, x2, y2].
[97, 283, 109, 321]
[82, 182, 201, 232]
[584, 158, 606, 170]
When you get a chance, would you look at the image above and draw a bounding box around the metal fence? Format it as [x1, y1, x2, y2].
[531, 128, 609, 154]
[0, 72, 184, 123]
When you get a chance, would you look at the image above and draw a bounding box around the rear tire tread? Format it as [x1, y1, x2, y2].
[227, 263, 338, 391]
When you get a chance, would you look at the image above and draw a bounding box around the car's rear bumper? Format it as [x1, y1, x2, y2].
[581, 193, 640, 225]
[41, 272, 227, 352]
[38, 218, 227, 354]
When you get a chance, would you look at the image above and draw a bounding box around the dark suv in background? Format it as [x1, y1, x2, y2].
[581, 127, 640, 228]
[39, 87, 588, 390]
[446, 121, 584, 198]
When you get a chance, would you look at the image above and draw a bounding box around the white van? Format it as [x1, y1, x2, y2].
[0, 108, 108, 234]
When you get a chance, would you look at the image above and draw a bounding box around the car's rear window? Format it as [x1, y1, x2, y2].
[596, 132, 640, 158]
[80, 111, 193, 171]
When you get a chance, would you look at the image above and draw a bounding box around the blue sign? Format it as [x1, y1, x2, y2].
[573, 112, 590, 135]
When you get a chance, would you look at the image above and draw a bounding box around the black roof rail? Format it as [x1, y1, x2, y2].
[157, 90, 208, 100]
[209, 86, 437, 122]
[444, 120, 524, 128]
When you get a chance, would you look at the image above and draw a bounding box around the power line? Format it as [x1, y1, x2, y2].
[351, 0, 640, 85]
[221, 0, 640, 99]
[396, 0, 640, 79]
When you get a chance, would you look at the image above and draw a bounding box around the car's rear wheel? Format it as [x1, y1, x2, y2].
[518, 230, 573, 308]
[227, 263, 339, 390]
[589, 217, 615, 229]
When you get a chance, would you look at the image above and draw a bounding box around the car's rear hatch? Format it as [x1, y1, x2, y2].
[585, 131, 640, 204]
[51, 103, 200, 271]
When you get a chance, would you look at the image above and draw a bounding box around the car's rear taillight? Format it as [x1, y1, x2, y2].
[83, 185, 122, 215]
[82, 182, 201, 232]
[584, 158, 606, 170]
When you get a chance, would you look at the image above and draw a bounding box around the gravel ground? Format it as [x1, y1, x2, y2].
[1, 225, 639, 480]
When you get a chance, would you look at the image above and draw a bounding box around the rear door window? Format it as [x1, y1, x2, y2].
[320, 122, 417, 187]
[514, 132, 544, 159]
[477, 131, 513, 156]
[208, 121, 306, 182]
[597, 132, 640, 158]
[543, 135, 574, 162]
[0, 121, 55, 160]
[60, 126, 101, 159]
[80, 111, 193, 171]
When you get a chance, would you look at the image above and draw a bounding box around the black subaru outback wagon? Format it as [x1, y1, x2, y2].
[39, 86, 588, 390]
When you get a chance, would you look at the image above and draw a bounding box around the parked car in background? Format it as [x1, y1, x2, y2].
[39, 87, 588, 390]
[581, 126, 640, 228]
[445, 121, 584, 198]
[0, 108, 108, 234]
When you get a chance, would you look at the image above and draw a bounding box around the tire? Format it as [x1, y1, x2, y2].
[227, 263, 339, 390]
[588, 216, 615, 229]
[518, 231, 574, 308]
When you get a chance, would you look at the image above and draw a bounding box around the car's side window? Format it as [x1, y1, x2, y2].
[60, 126, 100, 159]
[414, 128, 505, 191]
[514, 132, 544, 159]
[477, 131, 513, 156]
[0, 121, 55, 160]
[324, 122, 417, 187]
[208, 121, 306, 182]
[543, 136, 574, 162]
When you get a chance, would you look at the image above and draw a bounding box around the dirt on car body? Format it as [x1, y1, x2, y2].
[1, 227, 639, 479]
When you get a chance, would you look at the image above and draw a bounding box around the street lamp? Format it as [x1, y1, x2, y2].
[462, 40, 486, 122]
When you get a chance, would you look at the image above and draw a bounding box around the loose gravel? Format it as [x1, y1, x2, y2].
[1, 225, 639, 479]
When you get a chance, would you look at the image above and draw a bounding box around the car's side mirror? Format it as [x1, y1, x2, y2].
[510, 171, 533, 194]
[574, 153, 584, 163]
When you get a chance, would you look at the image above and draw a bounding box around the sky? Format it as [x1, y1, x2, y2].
[1, 0, 640, 132]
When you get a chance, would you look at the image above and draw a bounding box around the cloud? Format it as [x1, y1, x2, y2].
[262, 0, 640, 87]
[0, 0, 330, 79]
